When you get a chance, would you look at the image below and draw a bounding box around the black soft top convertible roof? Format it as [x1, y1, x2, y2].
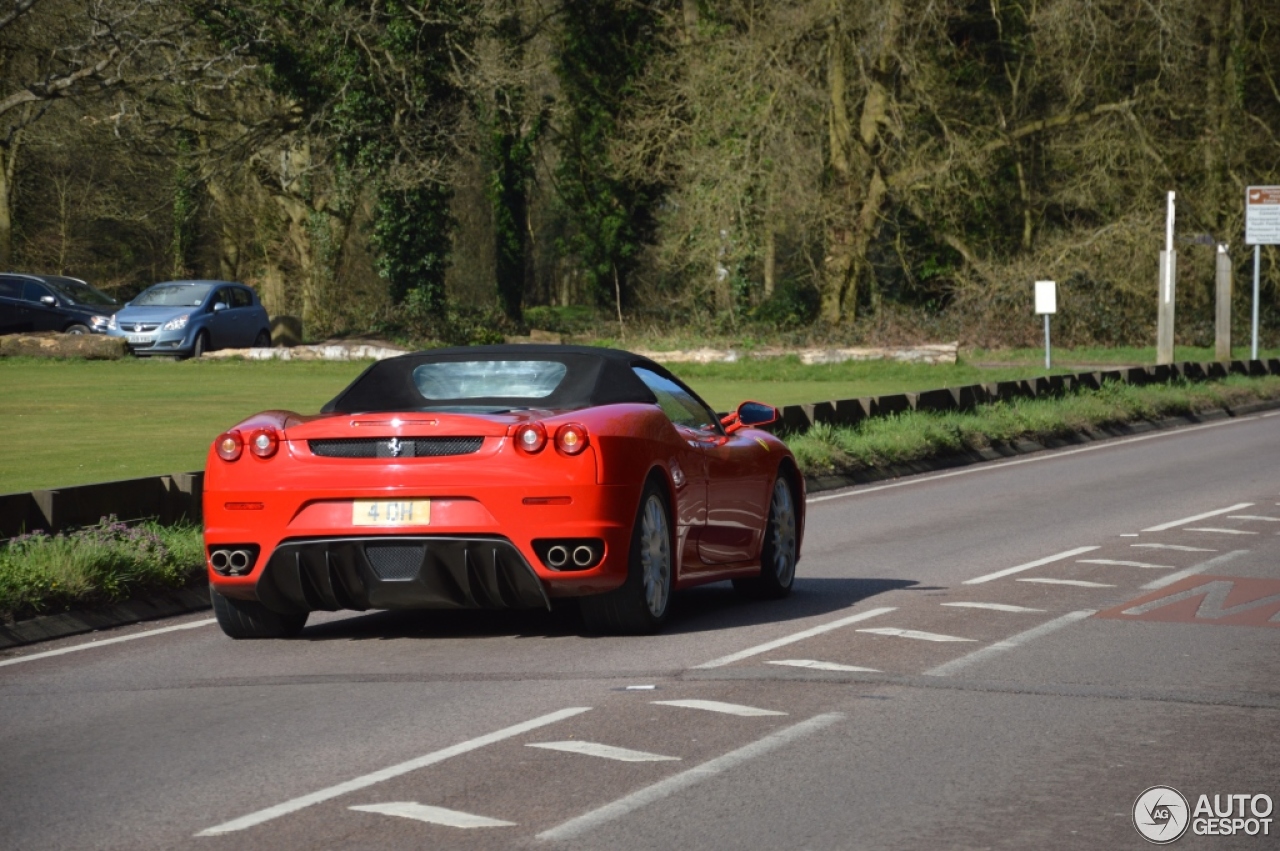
[321, 344, 681, 414]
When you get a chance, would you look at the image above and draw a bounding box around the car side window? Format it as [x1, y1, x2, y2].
[22, 281, 53, 303]
[211, 288, 231, 311]
[632, 367, 720, 431]
[0, 278, 21, 299]
[231, 287, 253, 308]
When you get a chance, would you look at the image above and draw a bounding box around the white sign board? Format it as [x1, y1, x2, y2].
[1246, 186, 1280, 245]
[1034, 280, 1057, 315]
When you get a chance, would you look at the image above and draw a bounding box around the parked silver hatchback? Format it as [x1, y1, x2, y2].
[107, 280, 271, 357]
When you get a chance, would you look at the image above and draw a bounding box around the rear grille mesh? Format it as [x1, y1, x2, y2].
[365, 544, 424, 580]
[308, 437, 483, 458]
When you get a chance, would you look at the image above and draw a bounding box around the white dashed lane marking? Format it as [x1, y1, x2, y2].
[349, 803, 515, 829]
[537, 714, 845, 842]
[1142, 503, 1254, 532]
[941, 602, 1046, 613]
[527, 741, 680, 762]
[767, 659, 881, 672]
[1017, 578, 1115, 588]
[1186, 527, 1258, 535]
[652, 699, 787, 717]
[692, 606, 895, 669]
[857, 627, 975, 643]
[1076, 559, 1173, 569]
[924, 611, 1095, 677]
[1141, 550, 1250, 591]
[963, 546, 1099, 585]
[1229, 515, 1280, 522]
[1131, 543, 1216, 552]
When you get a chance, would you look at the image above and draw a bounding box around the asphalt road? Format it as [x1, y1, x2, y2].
[2, 412, 1278, 850]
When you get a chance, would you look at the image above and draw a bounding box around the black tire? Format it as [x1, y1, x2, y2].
[191, 330, 210, 358]
[211, 587, 308, 639]
[580, 481, 673, 635]
[64, 324, 90, 335]
[252, 330, 272, 348]
[733, 474, 798, 600]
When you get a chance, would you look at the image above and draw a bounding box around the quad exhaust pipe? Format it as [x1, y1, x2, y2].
[535, 539, 603, 571]
[209, 547, 258, 576]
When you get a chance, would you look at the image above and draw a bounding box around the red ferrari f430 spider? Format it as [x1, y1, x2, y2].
[203, 345, 804, 637]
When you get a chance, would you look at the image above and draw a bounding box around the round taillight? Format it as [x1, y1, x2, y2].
[555, 423, 588, 455]
[249, 427, 279, 458]
[514, 423, 547, 454]
[216, 430, 243, 462]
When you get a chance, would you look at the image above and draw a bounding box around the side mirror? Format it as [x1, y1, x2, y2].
[723, 400, 779, 434]
[212, 301, 228, 312]
[40, 295, 57, 307]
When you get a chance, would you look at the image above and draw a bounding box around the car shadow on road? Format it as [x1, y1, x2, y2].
[296, 576, 917, 642]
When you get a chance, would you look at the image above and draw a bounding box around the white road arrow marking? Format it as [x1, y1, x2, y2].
[652, 699, 787, 717]
[1017, 578, 1115, 588]
[857, 627, 975, 642]
[767, 659, 881, 672]
[941, 602, 1045, 613]
[349, 802, 515, 829]
[526, 741, 679, 762]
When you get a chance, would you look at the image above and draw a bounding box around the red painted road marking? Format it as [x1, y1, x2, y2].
[1096, 576, 1280, 628]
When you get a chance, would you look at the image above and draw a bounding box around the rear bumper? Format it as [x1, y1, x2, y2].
[240, 535, 550, 614]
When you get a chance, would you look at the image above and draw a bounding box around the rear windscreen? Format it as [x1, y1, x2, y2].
[413, 361, 568, 400]
[133, 283, 212, 307]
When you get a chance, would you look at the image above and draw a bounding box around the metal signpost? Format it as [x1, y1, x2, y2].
[1035, 280, 1056, 369]
[1245, 187, 1280, 360]
[1156, 191, 1177, 366]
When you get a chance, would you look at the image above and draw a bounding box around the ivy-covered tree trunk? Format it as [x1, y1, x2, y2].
[373, 186, 454, 316]
[553, 0, 661, 309]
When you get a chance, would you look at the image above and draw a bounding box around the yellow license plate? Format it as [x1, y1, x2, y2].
[352, 499, 431, 526]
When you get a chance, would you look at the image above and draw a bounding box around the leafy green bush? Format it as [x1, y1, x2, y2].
[0, 517, 205, 623]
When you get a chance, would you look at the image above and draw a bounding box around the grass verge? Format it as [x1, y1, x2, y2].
[0, 517, 204, 623]
[787, 375, 1280, 479]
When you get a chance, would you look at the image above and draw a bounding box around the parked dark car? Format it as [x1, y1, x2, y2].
[0, 273, 120, 335]
[106, 280, 271, 358]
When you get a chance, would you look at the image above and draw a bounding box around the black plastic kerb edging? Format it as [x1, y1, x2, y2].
[772, 358, 1279, 435]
